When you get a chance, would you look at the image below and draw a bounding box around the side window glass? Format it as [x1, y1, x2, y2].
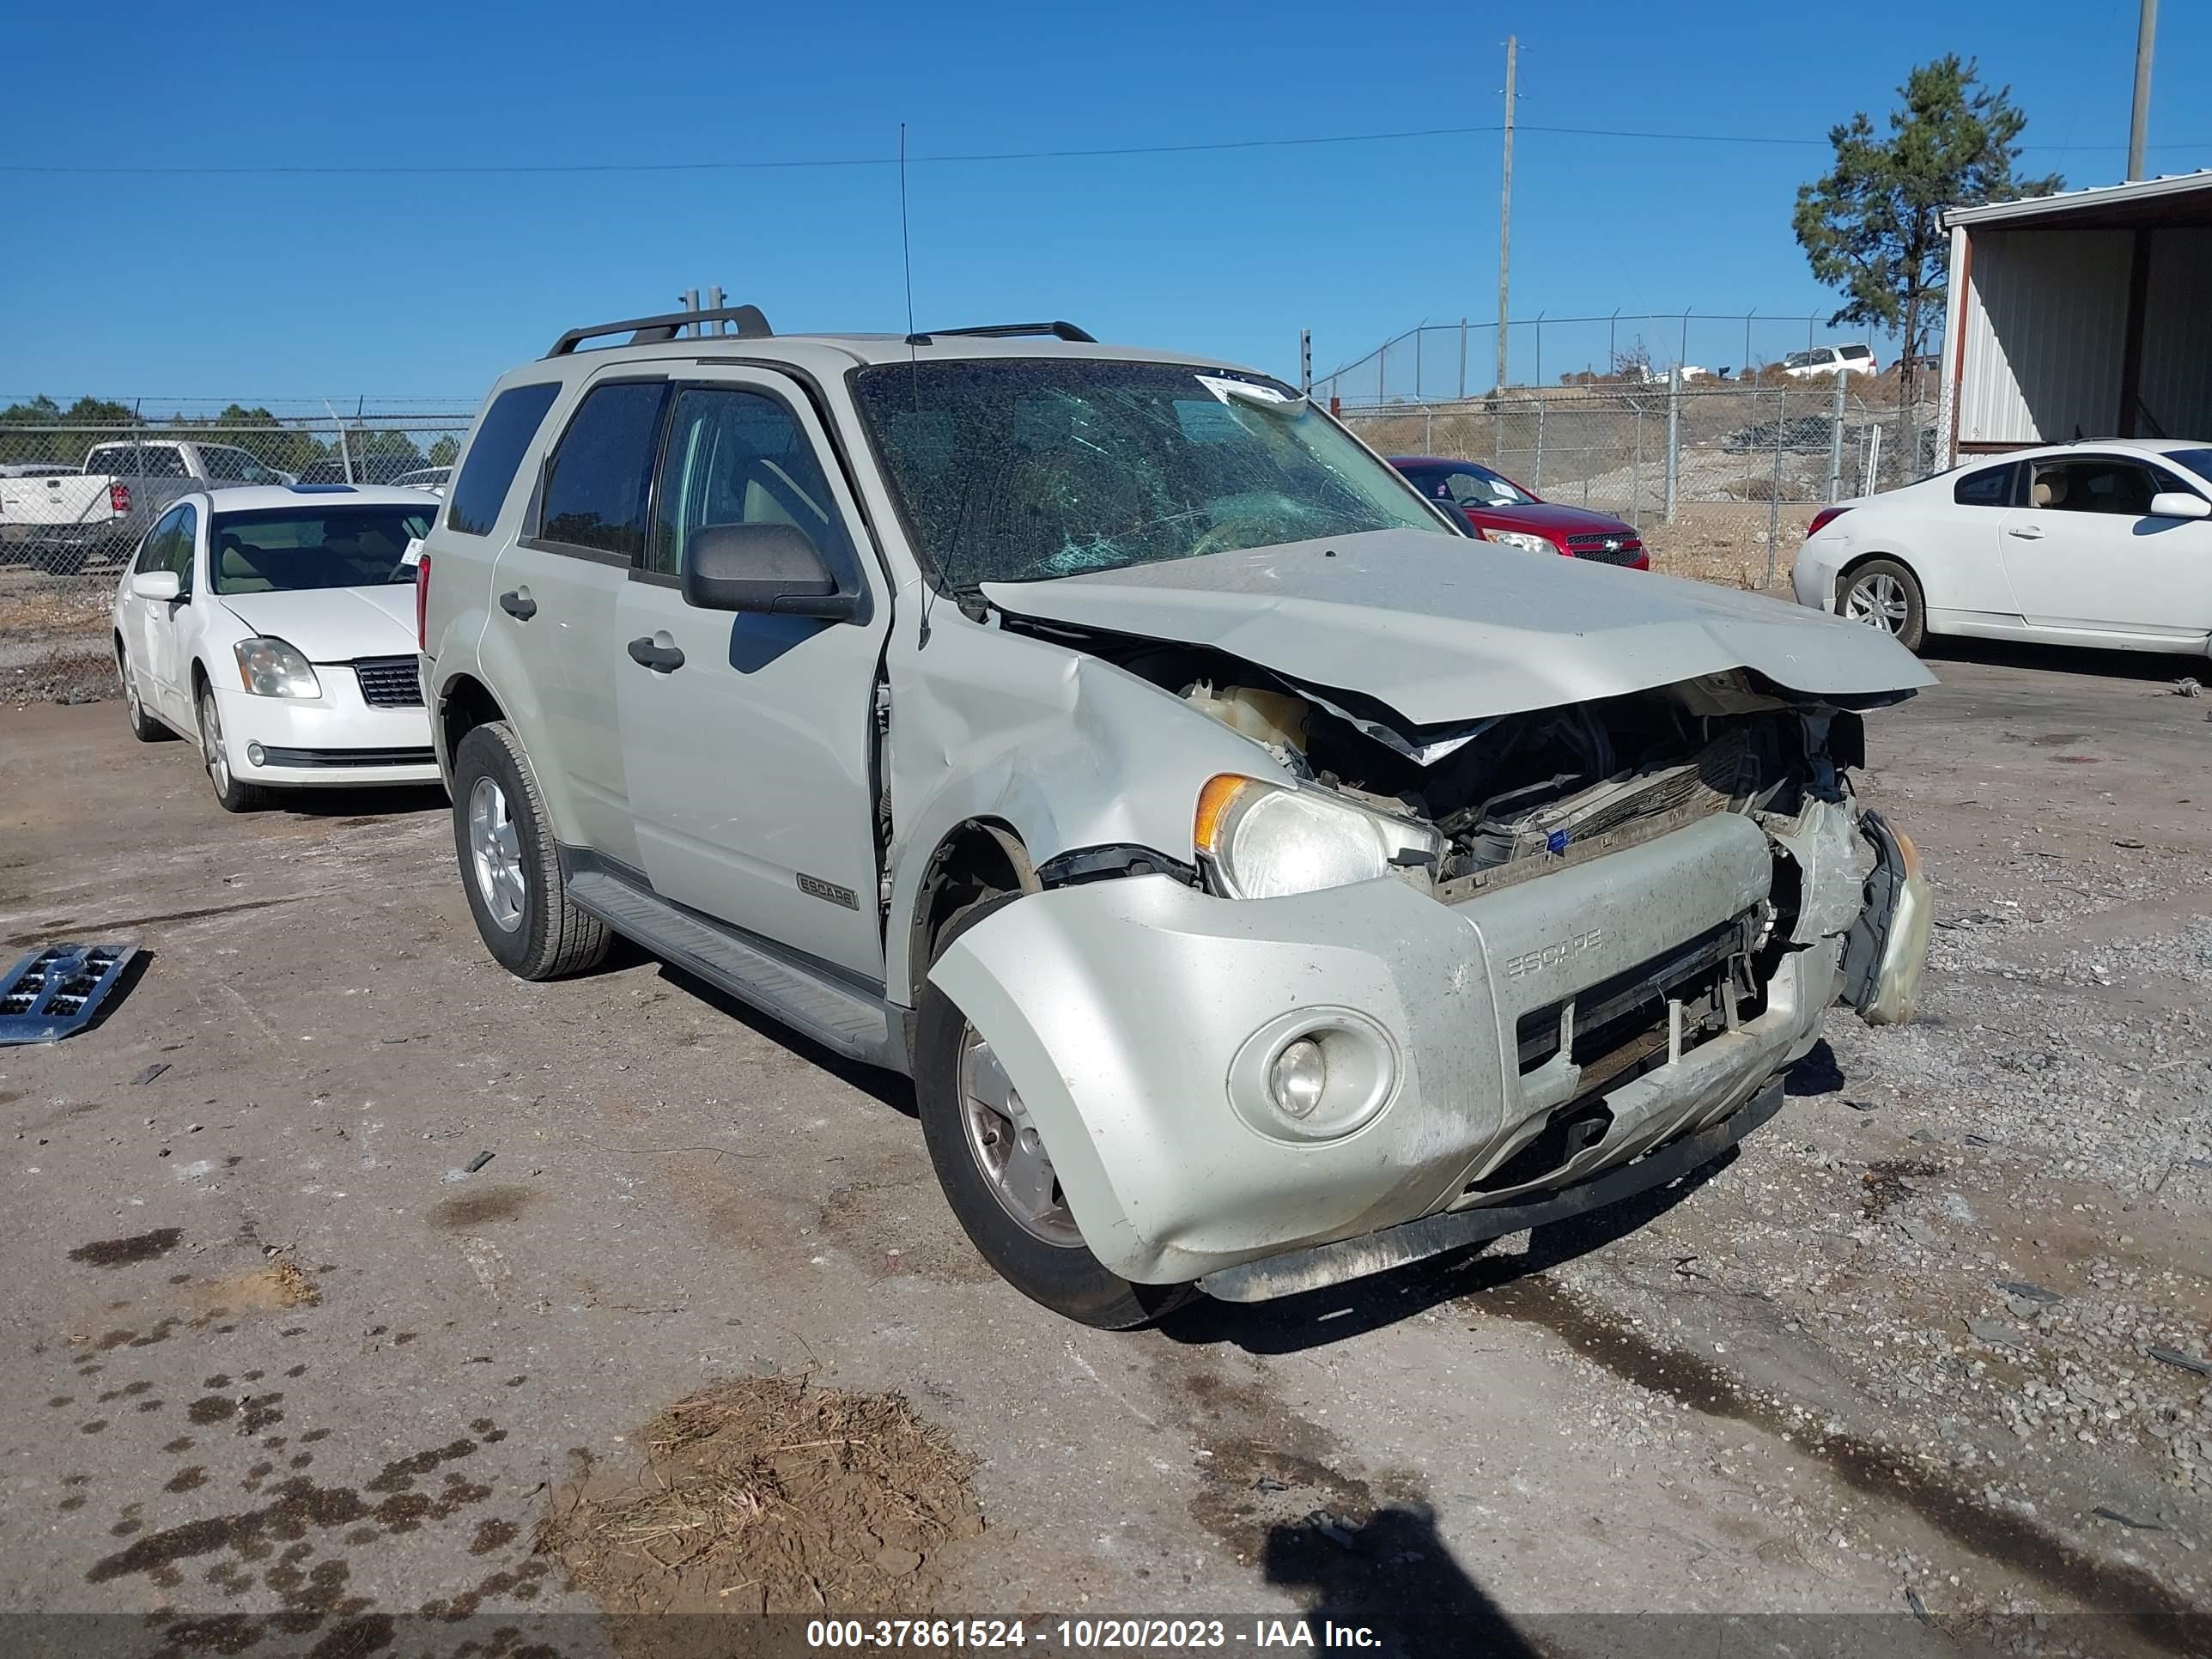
[447, 381, 562, 537]
[143, 447, 186, 479]
[169, 506, 198, 591]
[647, 387, 856, 579]
[1952, 464, 2014, 507]
[2033, 460, 2155, 516]
[199, 447, 244, 483]
[539, 381, 670, 558]
[136, 507, 182, 574]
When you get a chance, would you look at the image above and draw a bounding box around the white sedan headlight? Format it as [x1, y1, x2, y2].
[1480, 527, 1556, 556]
[1194, 775, 1443, 899]
[234, 637, 321, 698]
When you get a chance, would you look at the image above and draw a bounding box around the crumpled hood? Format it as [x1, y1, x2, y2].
[218, 585, 417, 663]
[983, 529, 1934, 727]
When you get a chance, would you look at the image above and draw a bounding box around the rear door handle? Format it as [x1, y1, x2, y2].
[627, 636, 685, 672]
[2007, 526, 2045, 540]
[498, 589, 538, 620]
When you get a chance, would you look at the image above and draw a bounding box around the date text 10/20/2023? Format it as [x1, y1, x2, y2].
[803, 1617, 1383, 1650]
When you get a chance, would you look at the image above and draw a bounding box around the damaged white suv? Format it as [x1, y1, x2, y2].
[416, 307, 1936, 1327]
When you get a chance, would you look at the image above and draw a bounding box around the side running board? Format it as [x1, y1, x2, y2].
[563, 867, 902, 1071]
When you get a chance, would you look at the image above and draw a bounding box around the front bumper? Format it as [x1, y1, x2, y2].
[931, 808, 1875, 1290]
[212, 672, 440, 787]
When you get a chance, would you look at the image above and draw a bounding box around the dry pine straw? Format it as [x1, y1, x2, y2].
[535, 1375, 984, 1617]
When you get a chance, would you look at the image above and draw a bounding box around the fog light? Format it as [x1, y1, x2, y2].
[246, 742, 265, 766]
[1267, 1037, 1327, 1118]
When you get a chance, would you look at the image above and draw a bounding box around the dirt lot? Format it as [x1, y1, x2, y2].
[3, 634, 2212, 1657]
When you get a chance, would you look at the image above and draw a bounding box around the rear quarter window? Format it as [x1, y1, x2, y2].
[446, 382, 562, 537]
[1953, 463, 2016, 507]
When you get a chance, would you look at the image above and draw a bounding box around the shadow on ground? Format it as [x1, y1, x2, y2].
[1263, 1504, 1540, 1659]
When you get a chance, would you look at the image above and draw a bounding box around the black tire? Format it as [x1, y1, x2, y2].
[1836, 556, 1927, 653]
[117, 641, 170, 742]
[915, 893, 1194, 1328]
[450, 720, 610, 981]
[195, 680, 271, 812]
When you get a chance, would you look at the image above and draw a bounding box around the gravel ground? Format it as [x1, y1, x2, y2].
[3, 633, 2210, 1658]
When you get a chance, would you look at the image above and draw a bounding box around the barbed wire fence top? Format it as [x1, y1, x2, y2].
[1, 407, 473, 703]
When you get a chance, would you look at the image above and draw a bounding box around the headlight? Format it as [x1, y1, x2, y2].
[1194, 775, 1443, 899]
[1480, 527, 1558, 556]
[234, 637, 321, 698]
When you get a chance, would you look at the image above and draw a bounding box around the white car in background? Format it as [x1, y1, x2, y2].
[1792, 440, 2212, 653]
[1782, 343, 1878, 379]
[110, 485, 442, 810]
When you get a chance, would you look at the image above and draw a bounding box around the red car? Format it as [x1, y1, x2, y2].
[1390, 456, 1649, 570]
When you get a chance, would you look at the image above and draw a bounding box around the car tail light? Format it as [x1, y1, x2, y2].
[108, 483, 131, 514]
[1807, 507, 1852, 538]
[415, 553, 432, 651]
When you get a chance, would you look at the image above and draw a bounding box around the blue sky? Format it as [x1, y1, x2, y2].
[2, 0, 2202, 407]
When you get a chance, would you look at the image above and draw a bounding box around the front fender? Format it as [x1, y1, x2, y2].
[883, 612, 1285, 1005]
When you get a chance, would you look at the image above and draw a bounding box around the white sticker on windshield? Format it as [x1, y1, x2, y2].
[1195, 374, 1294, 407]
[400, 537, 425, 568]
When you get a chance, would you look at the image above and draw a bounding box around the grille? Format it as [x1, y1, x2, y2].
[1564, 532, 1644, 566]
[352, 655, 423, 707]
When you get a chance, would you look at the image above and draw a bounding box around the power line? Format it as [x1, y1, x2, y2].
[3, 122, 2199, 177]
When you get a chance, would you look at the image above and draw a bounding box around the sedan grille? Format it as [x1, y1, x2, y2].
[353, 655, 423, 707]
[1564, 532, 1644, 566]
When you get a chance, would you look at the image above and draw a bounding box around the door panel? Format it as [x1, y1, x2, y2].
[126, 507, 183, 714]
[489, 376, 672, 867]
[147, 504, 199, 720]
[2000, 457, 2212, 639]
[488, 543, 641, 862]
[615, 375, 888, 981]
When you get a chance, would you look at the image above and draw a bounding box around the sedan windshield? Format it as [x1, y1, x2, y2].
[209, 505, 432, 595]
[851, 359, 1449, 587]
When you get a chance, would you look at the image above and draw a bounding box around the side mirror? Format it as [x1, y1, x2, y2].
[2148, 491, 2211, 522]
[130, 569, 181, 602]
[681, 522, 857, 619]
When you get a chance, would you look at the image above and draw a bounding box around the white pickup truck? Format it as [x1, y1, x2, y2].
[0, 439, 291, 573]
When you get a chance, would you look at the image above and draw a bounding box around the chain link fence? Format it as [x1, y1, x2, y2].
[1, 409, 471, 702]
[1309, 313, 1893, 409]
[1336, 380, 1941, 582]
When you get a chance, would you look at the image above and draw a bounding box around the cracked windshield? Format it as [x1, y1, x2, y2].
[852, 359, 1449, 587]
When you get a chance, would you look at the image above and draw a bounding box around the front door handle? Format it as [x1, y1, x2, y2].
[499, 589, 538, 620]
[627, 636, 685, 672]
[2007, 526, 2045, 540]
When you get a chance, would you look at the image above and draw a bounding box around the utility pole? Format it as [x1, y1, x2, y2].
[2129, 0, 2158, 180]
[1299, 330, 1312, 396]
[1496, 35, 1516, 394]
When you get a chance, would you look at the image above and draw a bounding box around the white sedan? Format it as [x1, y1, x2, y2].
[110, 485, 441, 810]
[1792, 439, 2212, 654]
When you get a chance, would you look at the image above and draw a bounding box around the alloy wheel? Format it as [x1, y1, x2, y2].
[1844, 572, 1910, 635]
[467, 776, 526, 933]
[198, 693, 231, 794]
[957, 1025, 1081, 1247]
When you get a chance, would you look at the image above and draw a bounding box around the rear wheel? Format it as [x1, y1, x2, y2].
[450, 720, 610, 980]
[1838, 556, 1926, 653]
[915, 893, 1194, 1328]
[196, 681, 270, 812]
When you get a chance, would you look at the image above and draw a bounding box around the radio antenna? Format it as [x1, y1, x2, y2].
[902, 122, 937, 647]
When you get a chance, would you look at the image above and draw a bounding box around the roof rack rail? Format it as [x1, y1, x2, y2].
[547, 304, 773, 358]
[904, 320, 1097, 345]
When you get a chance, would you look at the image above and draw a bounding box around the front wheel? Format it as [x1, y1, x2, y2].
[1838, 557, 1927, 653]
[449, 720, 610, 981]
[118, 644, 168, 742]
[915, 895, 1193, 1328]
[196, 682, 270, 812]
